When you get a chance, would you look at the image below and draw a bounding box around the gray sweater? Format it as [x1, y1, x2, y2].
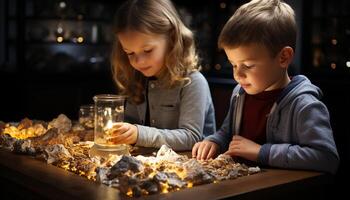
[206, 75, 339, 174]
[125, 71, 216, 151]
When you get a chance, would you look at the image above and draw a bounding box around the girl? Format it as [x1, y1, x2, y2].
[110, 0, 216, 150]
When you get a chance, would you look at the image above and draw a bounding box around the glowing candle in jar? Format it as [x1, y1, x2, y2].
[105, 119, 114, 130]
[93, 94, 126, 152]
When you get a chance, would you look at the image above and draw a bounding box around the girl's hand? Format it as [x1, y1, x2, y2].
[110, 122, 138, 145]
[224, 135, 261, 162]
[192, 140, 219, 160]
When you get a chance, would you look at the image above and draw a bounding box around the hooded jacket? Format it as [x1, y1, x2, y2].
[206, 75, 339, 174]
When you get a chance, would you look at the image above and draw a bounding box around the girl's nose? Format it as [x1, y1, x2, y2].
[133, 54, 146, 65]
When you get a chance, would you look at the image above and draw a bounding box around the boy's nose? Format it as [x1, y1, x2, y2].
[234, 67, 246, 79]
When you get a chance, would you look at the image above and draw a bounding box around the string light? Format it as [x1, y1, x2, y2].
[59, 1, 66, 9]
[215, 64, 221, 70]
[56, 36, 64, 43]
[331, 38, 337, 45]
[346, 61, 350, 68]
[57, 27, 63, 34]
[77, 36, 84, 43]
[330, 63, 336, 69]
[220, 2, 226, 9]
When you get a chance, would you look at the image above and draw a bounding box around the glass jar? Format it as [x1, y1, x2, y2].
[79, 104, 94, 129]
[93, 94, 127, 152]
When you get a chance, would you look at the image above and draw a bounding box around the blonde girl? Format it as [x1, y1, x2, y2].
[110, 0, 216, 150]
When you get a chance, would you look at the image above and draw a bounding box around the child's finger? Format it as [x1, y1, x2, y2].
[200, 144, 211, 160]
[196, 144, 204, 160]
[115, 123, 129, 133]
[232, 135, 243, 140]
[224, 149, 237, 156]
[110, 127, 132, 143]
[120, 132, 135, 144]
[206, 147, 216, 160]
[111, 122, 124, 129]
[192, 143, 199, 158]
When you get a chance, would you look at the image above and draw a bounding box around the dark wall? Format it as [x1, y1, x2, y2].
[0, 0, 4, 65]
[313, 79, 350, 197]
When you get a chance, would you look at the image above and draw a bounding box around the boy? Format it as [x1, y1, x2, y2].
[192, 0, 339, 174]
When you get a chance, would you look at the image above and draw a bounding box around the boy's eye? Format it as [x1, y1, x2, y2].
[243, 64, 255, 69]
[144, 49, 153, 53]
[230, 62, 237, 68]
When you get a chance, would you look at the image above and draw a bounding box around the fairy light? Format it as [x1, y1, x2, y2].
[59, 1, 66, 9]
[215, 64, 221, 70]
[56, 36, 64, 43]
[57, 26, 63, 34]
[331, 38, 337, 45]
[346, 61, 350, 68]
[220, 2, 226, 9]
[330, 63, 336, 69]
[77, 36, 84, 43]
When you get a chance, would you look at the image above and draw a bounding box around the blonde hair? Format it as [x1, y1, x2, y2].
[111, 0, 199, 104]
[218, 0, 297, 57]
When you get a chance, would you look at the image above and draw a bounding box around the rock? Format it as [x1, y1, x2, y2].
[44, 144, 73, 164]
[48, 114, 72, 134]
[108, 155, 144, 179]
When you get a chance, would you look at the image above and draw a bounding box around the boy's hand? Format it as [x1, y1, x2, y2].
[109, 122, 138, 145]
[192, 140, 219, 160]
[224, 135, 261, 162]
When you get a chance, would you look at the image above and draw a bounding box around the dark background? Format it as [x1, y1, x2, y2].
[0, 0, 349, 197]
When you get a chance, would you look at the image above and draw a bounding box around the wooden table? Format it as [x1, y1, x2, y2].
[0, 148, 331, 200]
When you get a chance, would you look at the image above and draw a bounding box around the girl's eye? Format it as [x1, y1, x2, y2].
[144, 49, 153, 53]
[126, 52, 134, 56]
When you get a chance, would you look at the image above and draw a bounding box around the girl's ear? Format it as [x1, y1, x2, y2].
[278, 46, 294, 69]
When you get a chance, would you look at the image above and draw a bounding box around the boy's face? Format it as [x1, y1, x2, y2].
[224, 44, 288, 95]
[118, 31, 168, 77]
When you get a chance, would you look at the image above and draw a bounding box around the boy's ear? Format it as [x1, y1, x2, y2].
[278, 46, 294, 68]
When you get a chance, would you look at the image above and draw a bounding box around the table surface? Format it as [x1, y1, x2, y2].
[0, 147, 330, 200]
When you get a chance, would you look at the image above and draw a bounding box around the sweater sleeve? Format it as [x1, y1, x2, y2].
[261, 100, 339, 174]
[206, 86, 240, 153]
[135, 72, 216, 151]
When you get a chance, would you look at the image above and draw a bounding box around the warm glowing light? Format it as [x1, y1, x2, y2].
[346, 61, 350, 68]
[147, 171, 157, 178]
[187, 182, 193, 188]
[77, 36, 84, 43]
[59, 1, 66, 8]
[60, 163, 70, 170]
[331, 63, 336, 69]
[160, 182, 169, 193]
[220, 2, 226, 9]
[56, 36, 64, 43]
[105, 120, 113, 130]
[331, 39, 337, 45]
[215, 64, 221, 70]
[126, 188, 133, 197]
[141, 189, 149, 195]
[77, 14, 83, 20]
[57, 27, 63, 34]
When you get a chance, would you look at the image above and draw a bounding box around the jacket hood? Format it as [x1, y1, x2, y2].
[276, 75, 323, 108]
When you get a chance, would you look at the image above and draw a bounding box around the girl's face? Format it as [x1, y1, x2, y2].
[118, 31, 168, 77]
[224, 44, 289, 94]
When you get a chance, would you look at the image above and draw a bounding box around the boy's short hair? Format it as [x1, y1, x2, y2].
[218, 0, 297, 57]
